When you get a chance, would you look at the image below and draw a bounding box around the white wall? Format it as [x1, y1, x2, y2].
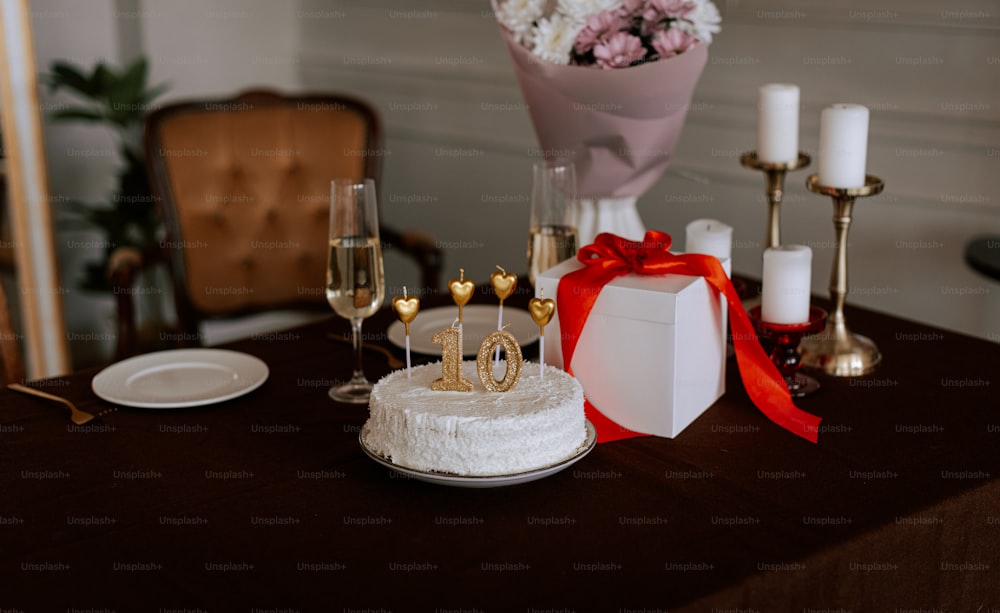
[30, 0, 124, 368]
[26, 0, 1000, 371]
[30, 0, 303, 367]
[298, 0, 1000, 343]
[140, 0, 300, 102]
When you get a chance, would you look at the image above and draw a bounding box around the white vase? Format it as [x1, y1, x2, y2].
[575, 196, 646, 247]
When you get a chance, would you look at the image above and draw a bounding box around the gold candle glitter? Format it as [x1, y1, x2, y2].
[431, 325, 473, 392]
[476, 329, 523, 392]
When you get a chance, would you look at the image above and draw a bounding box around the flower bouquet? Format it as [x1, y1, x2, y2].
[494, 0, 720, 244]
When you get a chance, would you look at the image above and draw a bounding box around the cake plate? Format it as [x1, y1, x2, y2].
[359, 420, 597, 488]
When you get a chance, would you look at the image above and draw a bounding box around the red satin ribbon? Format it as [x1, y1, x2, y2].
[557, 231, 822, 444]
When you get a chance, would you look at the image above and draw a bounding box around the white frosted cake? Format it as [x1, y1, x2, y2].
[363, 361, 587, 476]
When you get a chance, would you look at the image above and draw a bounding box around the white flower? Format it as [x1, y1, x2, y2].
[680, 0, 722, 44]
[555, 0, 620, 25]
[531, 13, 584, 65]
[496, 0, 547, 45]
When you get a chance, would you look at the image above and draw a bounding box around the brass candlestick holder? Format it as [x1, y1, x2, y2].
[799, 174, 885, 376]
[740, 151, 811, 249]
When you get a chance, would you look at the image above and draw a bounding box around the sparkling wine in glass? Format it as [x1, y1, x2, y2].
[527, 159, 578, 285]
[326, 178, 385, 403]
[528, 225, 578, 286]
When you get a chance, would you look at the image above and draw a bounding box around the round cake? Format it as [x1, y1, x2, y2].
[363, 361, 587, 476]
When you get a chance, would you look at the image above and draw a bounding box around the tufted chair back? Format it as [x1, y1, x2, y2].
[142, 89, 397, 343]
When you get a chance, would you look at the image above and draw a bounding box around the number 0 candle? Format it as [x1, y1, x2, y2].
[761, 245, 813, 324]
[818, 103, 869, 189]
[757, 83, 800, 164]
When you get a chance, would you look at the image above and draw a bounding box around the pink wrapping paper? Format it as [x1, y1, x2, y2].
[498, 27, 709, 199]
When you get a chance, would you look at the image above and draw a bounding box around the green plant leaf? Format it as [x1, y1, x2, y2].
[47, 61, 97, 96]
[42, 55, 171, 268]
[92, 63, 118, 100]
[50, 108, 105, 122]
[120, 57, 149, 100]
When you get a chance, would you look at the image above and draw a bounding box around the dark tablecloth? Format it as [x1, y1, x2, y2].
[1, 283, 998, 611]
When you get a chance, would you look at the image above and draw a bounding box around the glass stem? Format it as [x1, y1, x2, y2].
[350, 318, 366, 385]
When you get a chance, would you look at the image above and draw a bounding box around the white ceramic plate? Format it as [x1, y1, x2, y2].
[359, 420, 596, 488]
[387, 305, 539, 356]
[91, 348, 269, 408]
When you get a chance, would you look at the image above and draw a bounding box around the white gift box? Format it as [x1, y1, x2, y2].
[535, 257, 728, 438]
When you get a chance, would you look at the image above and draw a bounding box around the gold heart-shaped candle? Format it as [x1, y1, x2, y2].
[528, 296, 555, 333]
[392, 288, 420, 335]
[489, 265, 517, 303]
[448, 268, 475, 323]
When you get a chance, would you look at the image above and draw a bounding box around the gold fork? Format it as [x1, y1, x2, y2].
[7, 383, 96, 425]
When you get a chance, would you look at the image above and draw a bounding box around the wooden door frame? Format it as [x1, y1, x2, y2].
[0, 0, 70, 378]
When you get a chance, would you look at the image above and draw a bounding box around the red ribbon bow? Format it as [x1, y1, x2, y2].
[557, 231, 821, 444]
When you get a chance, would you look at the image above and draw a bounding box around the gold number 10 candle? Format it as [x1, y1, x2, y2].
[431, 324, 473, 391]
[477, 328, 523, 392]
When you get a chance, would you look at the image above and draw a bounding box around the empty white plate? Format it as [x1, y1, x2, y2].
[387, 305, 539, 356]
[91, 348, 269, 408]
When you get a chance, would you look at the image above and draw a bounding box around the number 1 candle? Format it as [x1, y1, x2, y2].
[431, 323, 473, 391]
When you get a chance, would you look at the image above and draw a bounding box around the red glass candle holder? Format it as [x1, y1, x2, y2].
[748, 306, 828, 397]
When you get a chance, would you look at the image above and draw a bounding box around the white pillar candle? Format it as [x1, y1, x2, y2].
[757, 84, 800, 163]
[818, 103, 869, 188]
[761, 245, 812, 324]
[685, 218, 733, 264]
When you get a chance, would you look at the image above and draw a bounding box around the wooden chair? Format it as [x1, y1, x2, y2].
[0, 280, 24, 385]
[110, 89, 442, 358]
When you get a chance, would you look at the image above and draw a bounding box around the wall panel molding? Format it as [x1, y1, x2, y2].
[295, 0, 1000, 340]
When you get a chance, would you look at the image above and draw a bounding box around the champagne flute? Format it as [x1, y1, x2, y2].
[326, 178, 385, 403]
[527, 159, 578, 286]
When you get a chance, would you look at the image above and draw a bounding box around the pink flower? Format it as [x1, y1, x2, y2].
[593, 31, 647, 68]
[615, 0, 645, 19]
[643, 0, 696, 24]
[574, 10, 629, 54]
[651, 27, 697, 58]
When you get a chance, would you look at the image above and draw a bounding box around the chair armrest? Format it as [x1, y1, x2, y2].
[107, 247, 146, 359]
[382, 227, 443, 292]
